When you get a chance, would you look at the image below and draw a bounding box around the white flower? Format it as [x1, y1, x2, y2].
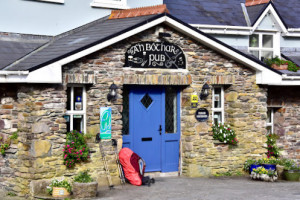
[224, 134, 226, 138]
[220, 130, 222, 133]
[228, 125, 230, 128]
[224, 141, 227, 143]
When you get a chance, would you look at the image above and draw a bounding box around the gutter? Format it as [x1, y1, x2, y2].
[0, 71, 29, 75]
[282, 74, 300, 80]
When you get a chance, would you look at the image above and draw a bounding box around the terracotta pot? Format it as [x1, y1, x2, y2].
[271, 63, 288, 70]
[52, 187, 70, 198]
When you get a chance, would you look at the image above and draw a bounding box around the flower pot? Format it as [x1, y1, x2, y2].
[52, 187, 70, 198]
[72, 181, 98, 198]
[263, 164, 276, 171]
[250, 164, 261, 173]
[271, 63, 288, 70]
[283, 170, 300, 181]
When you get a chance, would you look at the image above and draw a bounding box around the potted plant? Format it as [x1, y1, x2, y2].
[244, 159, 261, 174]
[250, 166, 278, 182]
[282, 159, 300, 181]
[47, 179, 72, 198]
[212, 123, 238, 145]
[261, 157, 277, 171]
[264, 57, 299, 72]
[72, 170, 98, 198]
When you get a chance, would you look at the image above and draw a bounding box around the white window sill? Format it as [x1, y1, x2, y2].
[90, 2, 128, 9]
[36, 0, 64, 4]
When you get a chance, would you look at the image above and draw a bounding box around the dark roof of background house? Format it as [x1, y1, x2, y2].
[0, 33, 50, 70]
[246, 4, 267, 25]
[163, 0, 247, 26]
[246, 1, 300, 28]
[5, 14, 159, 71]
[164, 0, 300, 28]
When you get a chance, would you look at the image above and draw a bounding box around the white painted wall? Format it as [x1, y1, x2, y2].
[0, 0, 162, 35]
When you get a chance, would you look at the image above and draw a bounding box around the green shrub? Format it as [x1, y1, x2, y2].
[63, 130, 90, 168]
[74, 170, 93, 183]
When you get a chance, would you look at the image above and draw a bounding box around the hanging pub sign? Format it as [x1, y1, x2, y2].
[100, 107, 112, 139]
[195, 108, 209, 122]
[191, 94, 198, 108]
[124, 42, 186, 69]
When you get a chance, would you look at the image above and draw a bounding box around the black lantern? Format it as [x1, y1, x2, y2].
[200, 83, 210, 100]
[107, 83, 118, 101]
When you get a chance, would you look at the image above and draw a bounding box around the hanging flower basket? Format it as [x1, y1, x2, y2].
[52, 187, 70, 198]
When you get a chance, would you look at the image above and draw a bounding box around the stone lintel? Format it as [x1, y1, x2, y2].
[65, 73, 95, 84]
[210, 75, 234, 85]
[123, 74, 192, 85]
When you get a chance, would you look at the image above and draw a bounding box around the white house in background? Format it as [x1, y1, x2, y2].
[0, 0, 162, 35]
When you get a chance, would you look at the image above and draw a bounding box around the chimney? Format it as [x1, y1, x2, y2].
[245, 0, 272, 7]
[109, 4, 169, 20]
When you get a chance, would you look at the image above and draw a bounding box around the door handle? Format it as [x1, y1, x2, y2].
[159, 125, 162, 135]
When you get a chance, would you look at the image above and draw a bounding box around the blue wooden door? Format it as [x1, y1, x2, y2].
[122, 86, 180, 172]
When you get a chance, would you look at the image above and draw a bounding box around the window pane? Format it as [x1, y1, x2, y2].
[249, 34, 259, 47]
[67, 87, 71, 110]
[267, 126, 272, 134]
[263, 35, 273, 48]
[213, 112, 222, 125]
[214, 88, 221, 108]
[74, 87, 83, 111]
[122, 88, 129, 135]
[165, 87, 177, 133]
[73, 115, 83, 133]
[261, 51, 273, 61]
[64, 115, 70, 132]
[250, 50, 259, 59]
[267, 108, 272, 123]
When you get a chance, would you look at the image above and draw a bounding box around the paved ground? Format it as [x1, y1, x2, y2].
[98, 177, 300, 200]
[1, 177, 300, 199]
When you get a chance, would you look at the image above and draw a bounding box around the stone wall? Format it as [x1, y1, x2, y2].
[0, 24, 270, 196]
[268, 86, 300, 163]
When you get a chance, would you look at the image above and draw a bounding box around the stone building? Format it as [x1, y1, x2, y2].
[0, 5, 299, 197]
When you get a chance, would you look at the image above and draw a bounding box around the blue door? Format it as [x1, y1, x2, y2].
[123, 86, 180, 172]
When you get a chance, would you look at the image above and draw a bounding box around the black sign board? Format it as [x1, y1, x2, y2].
[195, 108, 209, 122]
[124, 42, 186, 69]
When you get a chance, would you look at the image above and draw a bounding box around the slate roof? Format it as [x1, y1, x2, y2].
[5, 14, 159, 71]
[164, 0, 247, 26]
[164, 0, 300, 29]
[0, 34, 50, 70]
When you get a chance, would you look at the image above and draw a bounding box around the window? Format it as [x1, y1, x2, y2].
[249, 33, 275, 61]
[64, 86, 86, 133]
[266, 108, 274, 134]
[212, 87, 224, 124]
[165, 87, 178, 133]
[91, 0, 128, 9]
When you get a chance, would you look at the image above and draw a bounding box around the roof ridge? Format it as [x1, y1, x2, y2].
[109, 4, 169, 19]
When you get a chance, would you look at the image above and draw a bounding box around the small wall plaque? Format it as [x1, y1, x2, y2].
[195, 108, 209, 122]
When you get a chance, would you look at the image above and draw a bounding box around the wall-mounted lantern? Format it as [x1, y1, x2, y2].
[200, 83, 210, 100]
[107, 83, 118, 102]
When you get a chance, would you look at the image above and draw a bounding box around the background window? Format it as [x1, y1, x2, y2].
[65, 85, 86, 133]
[249, 33, 274, 61]
[212, 87, 224, 124]
[266, 108, 274, 134]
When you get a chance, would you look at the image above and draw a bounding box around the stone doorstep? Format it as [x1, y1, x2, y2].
[144, 171, 179, 178]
